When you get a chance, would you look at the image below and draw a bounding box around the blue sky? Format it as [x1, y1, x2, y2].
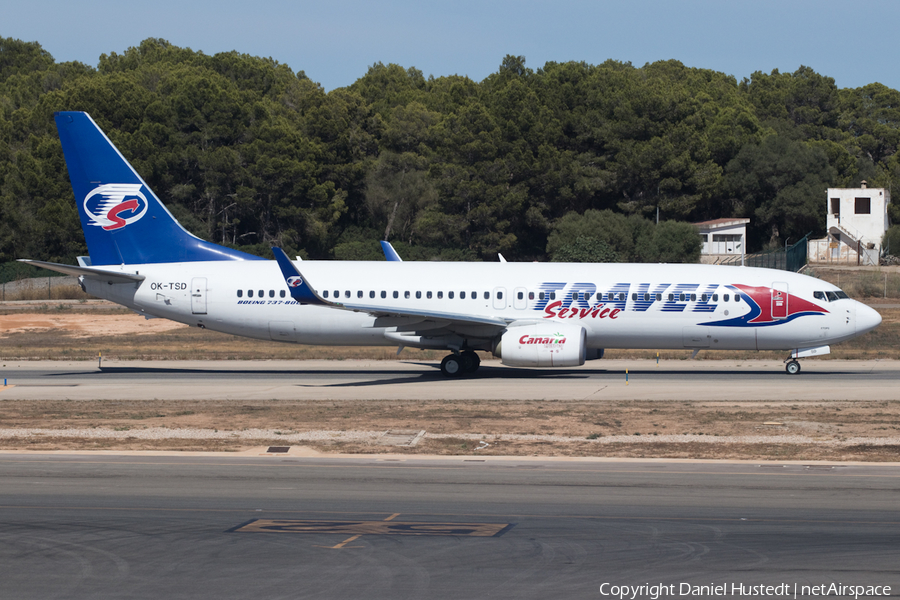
[8, 0, 899, 91]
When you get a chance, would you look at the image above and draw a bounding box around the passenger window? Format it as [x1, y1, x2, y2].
[437, 291, 442, 299]
[381, 291, 386, 299]
[369, 291, 375, 298]
[237, 290, 243, 298]
[518, 291, 524, 300]
[484, 291, 489, 300]
[655, 293, 661, 301]
[734, 294, 741, 302]
[632, 293, 637, 301]
[668, 293, 674, 301]
[550, 292, 557, 300]
[323, 291, 329, 298]
[405, 291, 410, 299]
[416, 291, 422, 299]
[427, 291, 432, 299]
[448, 291, 454, 299]
[472, 292, 477, 300]
[248, 290, 254, 298]
[712, 294, 717, 301]
[334, 290, 338, 298]
[344, 290, 350, 298]
[690, 294, 696, 301]
[393, 291, 399, 299]
[280, 290, 286, 298]
[701, 294, 707, 302]
[497, 291, 503, 299]
[269, 290, 274, 298]
[679, 293, 685, 302]
[539, 292, 545, 300]
[357, 291, 363, 298]
[528, 291, 534, 300]
[724, 294, 730, 302]
[644, 293, 650, 301]
[258, 290, 264, 298]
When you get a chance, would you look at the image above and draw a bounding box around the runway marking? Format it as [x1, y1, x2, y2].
[231, 519, 514, 538]
[384, 513, 401, 521]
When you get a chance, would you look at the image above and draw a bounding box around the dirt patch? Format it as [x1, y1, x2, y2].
[1, 398, 898, 461]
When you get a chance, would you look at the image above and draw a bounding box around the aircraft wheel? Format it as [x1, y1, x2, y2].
[785, 360, 801, 375]
[461, 350, 480, 373]
[441, 354, 463, 377]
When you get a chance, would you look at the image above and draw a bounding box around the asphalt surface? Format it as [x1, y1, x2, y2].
[1, 358, 898, 401]
[0, 454, 897, 599]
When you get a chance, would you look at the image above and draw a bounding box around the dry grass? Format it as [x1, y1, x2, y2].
[2, 397, 899, 460]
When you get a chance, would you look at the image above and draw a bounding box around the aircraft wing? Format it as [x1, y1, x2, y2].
[18, 259, 146, 284]
[271, 248, 510, 333]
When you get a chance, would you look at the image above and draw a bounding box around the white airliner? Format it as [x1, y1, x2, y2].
[23, 112, 881, 376]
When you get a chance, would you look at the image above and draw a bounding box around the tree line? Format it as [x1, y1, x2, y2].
[2, 37, 899, 266]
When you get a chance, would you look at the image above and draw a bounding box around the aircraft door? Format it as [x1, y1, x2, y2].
[513, 287, 527, 310]
[191, 277, 207, 314]
[493, 287, 507, 310]
[772, 282, 788, 319]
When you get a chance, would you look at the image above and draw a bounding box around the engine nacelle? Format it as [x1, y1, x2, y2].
[495, 323, 587, 368]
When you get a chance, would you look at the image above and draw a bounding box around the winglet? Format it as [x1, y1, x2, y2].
[272, 247, 333, 306]
[380, 240, 403, 262]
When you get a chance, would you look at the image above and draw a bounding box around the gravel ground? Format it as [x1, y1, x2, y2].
[2, 427, 898, 448]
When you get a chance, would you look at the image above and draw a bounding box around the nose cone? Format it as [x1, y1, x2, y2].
[856, 303, 882, 335]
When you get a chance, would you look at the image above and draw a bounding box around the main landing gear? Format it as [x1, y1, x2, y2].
[440, 351, 481, 377]
[785, 359, 801, 375]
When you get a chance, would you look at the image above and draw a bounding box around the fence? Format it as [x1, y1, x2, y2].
[805, 267, 900, 299]
[0, 261, 86, 301]
[807, 239, 879, 266]
[719, 235, 809, 272]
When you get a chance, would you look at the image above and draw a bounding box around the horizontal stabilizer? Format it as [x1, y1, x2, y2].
[18, 259, 145, 283]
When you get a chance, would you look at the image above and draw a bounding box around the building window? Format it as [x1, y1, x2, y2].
[713, 234, 742, 242]
[831, 198, 840, 216]
[855, 197, 871, 214]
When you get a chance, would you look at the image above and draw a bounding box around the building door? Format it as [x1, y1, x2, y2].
[191, 277, 207, 315]
[772, 282, 788, 319]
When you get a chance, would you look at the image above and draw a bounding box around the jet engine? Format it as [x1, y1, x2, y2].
[494, 323, 587, 367]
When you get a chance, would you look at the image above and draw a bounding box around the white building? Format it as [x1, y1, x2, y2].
[694, 218, 749, 263]
[808, 182, 890, 266]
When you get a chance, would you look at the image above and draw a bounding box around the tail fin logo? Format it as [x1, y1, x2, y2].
[84, 184, 149, 231]
[287, 276, 303, 287]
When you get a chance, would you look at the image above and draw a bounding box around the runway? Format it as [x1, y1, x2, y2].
[1, 358, 898, 401]
[0, 453, 897, 599]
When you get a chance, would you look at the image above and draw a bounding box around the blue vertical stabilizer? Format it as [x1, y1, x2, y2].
[55, 111, 263, 265]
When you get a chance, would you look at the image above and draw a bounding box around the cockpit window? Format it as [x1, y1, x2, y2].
[834, 290, 849, 299]
[826, 291, 840, 302]
[813, 291, 826, 300]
